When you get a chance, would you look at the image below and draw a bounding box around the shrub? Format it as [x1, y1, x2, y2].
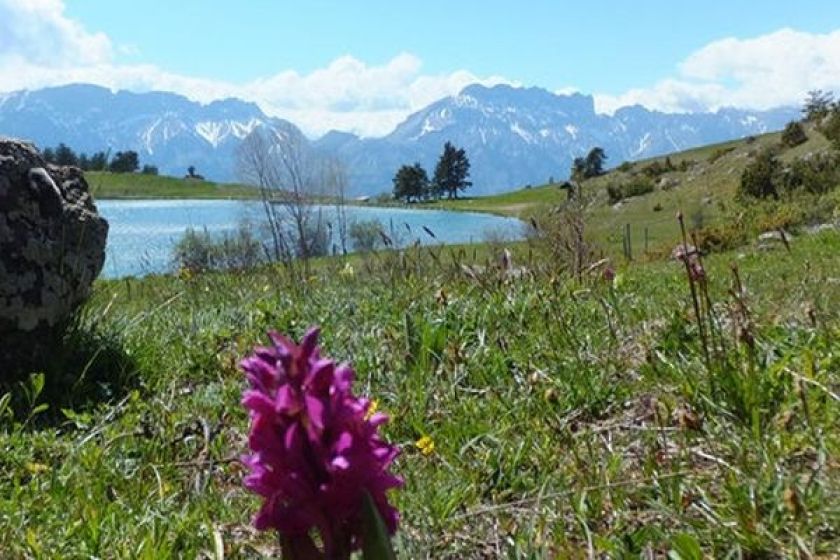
[349, 219, 384, 253]
[708, 146, 736, 163]
[738, 149, 780, 200]
[692, 224, 746, 254]
[172, 223, 263, 273]
[173, 228, 216, 272]
[781, 121, 808, 147]
[214, 224, 262, 270]
[617, 161, 634, 172]
[640, 160, 669, 178]
[677, 159, 696, 172]
[607, 178, 654, 203]
[819, 110, 840, 149]
[781, 152, 840, 195]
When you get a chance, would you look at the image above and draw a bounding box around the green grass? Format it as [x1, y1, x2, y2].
[88, 171, 260, 200]
[419, 183, 568, 216]
[1, 230, 838, 557]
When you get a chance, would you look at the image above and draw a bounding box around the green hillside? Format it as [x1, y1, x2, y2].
[428, 122, 836, 256]
[87, 171, 260, 199]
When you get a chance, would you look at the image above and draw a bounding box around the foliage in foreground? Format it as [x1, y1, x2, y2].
[0, 232, 838, 557]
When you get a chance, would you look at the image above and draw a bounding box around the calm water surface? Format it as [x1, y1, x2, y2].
[97, 199, 524, 278]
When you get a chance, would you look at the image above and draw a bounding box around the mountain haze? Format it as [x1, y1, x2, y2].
[0, 83, 799, 195]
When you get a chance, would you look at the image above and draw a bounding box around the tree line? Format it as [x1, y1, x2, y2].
[41, 143, 159, 175]
[392, 141, 472, 202]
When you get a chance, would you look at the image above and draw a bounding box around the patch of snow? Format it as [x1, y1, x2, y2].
[741, 115, 758, 127]
[631, 132, 652, 157]
[454, 94, 478, 108]
[664, 130, 681, 152]
[141, 118, 162, 153]
[564, 124, 579, 139]
[510, 122, 535, 143]
[420, 118, 439, 136]
[196, 121, 225, 147]
[231, 118, 261, 139]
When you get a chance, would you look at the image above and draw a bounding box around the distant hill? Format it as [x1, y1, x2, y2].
[0, 83, 799, 196]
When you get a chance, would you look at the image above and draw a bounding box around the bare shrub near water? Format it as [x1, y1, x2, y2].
[349, 219, 384, 253]
[172, 222, 263, 273]
[236, 128, 350, 266]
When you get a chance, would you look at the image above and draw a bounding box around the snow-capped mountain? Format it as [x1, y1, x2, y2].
[0, 83, 799, 195]
[0, 84, 303, 180]
[323, 84, 800, 195]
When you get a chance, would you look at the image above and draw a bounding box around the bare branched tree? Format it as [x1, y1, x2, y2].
[236, 126, 327, 263]
[323, 157, 350, 255]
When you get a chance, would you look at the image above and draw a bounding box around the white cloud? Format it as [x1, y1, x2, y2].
[0, 0, 111, 66]
[0, 0, 510, 137]
[595, 28, 840, 114]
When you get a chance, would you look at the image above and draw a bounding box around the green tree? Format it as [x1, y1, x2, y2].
[393, 162, 429, 202]
[141, 164, 159, 175]
[571, 157, 587, 182]
[54, 143, 78, 166]
[571, 147, 607, 181]
[42, 147, 56, 163]
[109, 150, 139, 173]
[803, 90, 833, 122]
[89, 151, 109, 171]
[432, 142, 472, 199]
[584, 147, 607, 177]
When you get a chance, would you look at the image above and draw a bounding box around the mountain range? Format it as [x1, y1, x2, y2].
[0, 83, 799, 196]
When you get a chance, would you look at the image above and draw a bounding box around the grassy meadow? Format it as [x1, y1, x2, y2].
[3, 120, 840, 557]
[87, 171, 260, 200]
[1, 226, 838, 556]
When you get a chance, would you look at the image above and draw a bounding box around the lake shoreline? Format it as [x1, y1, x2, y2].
[97, 199, 525, 278]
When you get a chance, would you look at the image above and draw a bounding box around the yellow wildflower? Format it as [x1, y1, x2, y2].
[25, 462, 49, 474]
[339, 262, 355, 277]
[415, 435, 435, 456]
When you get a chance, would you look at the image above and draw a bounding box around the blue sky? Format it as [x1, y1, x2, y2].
[62, 1, 840, 96]
[3, 1, 840, 136]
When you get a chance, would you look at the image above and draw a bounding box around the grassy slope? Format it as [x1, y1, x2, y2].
[88, 171, 260, 200]
[423, 125, 832, 253]
[1, 232, 838, 557]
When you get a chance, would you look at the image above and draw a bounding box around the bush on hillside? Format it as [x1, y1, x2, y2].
[818, 109, 840, 149]
[708, 146, 736, 163]
[607, 178, 654, 203]
[739, 149, 780, 200]
[781, 121, 808, 148]
[781, 152, 840, 195]
[640, 159, 673, 178]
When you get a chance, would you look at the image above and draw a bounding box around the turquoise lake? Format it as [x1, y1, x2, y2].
[96, 199, 525, 278]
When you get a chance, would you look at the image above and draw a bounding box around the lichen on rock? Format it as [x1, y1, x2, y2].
[0, 138, 108, 374]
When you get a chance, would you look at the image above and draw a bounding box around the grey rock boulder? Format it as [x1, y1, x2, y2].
[0, 139, 108, 373]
